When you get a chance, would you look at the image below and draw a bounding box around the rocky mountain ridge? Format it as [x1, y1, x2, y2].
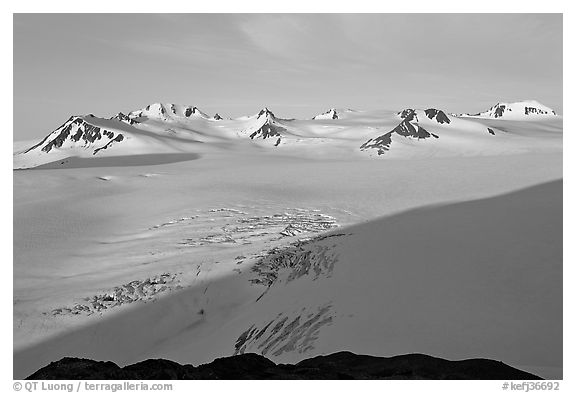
[27, 351, 542, 380]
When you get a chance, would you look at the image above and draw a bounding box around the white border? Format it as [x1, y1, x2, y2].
[4, 2, 572, 392]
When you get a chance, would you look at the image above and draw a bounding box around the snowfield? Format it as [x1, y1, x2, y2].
[13, 102, 562, 379]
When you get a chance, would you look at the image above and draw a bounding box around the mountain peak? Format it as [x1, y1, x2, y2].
[111, 112, 138, 125]
[183, 106, 209, 118]
[128, 103, 210, 120]
[423, 108, 451, 124]
[313, 108, 339, 120]
[362, 109, 441, 155]
[397, 109, 417, 121]
[20, 115, 125, 157]
[397, 108, 452, 125]
[461, 100, 557, 119]
[257, 108, 275, 119]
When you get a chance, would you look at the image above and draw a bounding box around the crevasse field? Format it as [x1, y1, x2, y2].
[13, 101, 562, 379]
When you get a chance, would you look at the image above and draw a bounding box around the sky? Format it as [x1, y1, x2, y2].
[13, 13, 563, 141]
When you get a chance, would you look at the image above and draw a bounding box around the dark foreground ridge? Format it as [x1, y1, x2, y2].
[27, 351, 542, 380]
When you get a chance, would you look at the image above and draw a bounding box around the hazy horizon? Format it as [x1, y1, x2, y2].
[14, 13, 562, 141]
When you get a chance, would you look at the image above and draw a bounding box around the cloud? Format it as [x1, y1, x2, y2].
[237, 14, 368, 69]
[238, 15, 308, 58]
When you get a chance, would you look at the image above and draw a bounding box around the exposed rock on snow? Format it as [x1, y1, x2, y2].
[93, 134, 124, 155]
[385, 119, 433, 139]
[183, 106, 208, 118]
[257, 108, 276, 120]
[239, 108, 289, 145]
[424, 108, 451, 124]
[26, 351, 542, 380]
[128, 103, 210, 121]
[250, 123, 285, 140]
[313, 108, 339, 120]
[22, 116, 126, 155]
[359, 133, 395, 155]
[361, 110, 437, 155]
[398, 108, 416, 119]
[459, 100, 557, 119]
[13, 99, 561, 169]
[313, 108, 358, 120]
[111, 112, 138, 125]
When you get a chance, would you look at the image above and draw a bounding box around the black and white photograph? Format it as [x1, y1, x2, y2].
[7, 2, 572, 389]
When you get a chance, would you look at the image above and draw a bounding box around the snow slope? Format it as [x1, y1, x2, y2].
[13, 179, 562, 379]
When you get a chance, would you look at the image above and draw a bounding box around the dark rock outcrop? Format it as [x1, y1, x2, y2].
[250, 123, 285, 140]
[313, 109, 339, 120]
[27, 351, 542, 380]
[424, 108, 451, 124]
[361, 111, 437, 155]
[525, 106, 554, 116]
[23, 116, 127, 155]
[20, 114, 130, 157]
[257, 108, 275, 120]
[213, 113, 223, 120]
[185, 107, 201, 117]
[112, 112, 138, 125]
[398, 108, 416, 119]
[360, 133, 394, 155]
[494, 104, 506, 118]
[93, 134, 124, 155]
[245, 108, 287, 143]
[463, 102, 557, 118]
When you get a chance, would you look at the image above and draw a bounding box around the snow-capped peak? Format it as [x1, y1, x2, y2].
[132, 103, 167, 119]
[256, 107, 276, 120]
[460, 100, 557, 120]
[361, 109, 437, 156]
[181, 105, 210, 119]
[313, 108, 339, 120]
[111, 112, 138, 125]
[19, 115, 126, 157]
[128, 103, 210, 121]
[397, 108, 417, 120]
